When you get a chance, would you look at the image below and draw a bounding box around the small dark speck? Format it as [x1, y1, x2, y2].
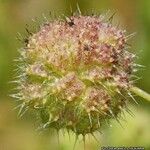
[43, 22, 50, 26]
[24, 38, 29, 45]
[25, 28, 33, 36]
[84, 45, 90, 51]
[68, 19, 75, 27]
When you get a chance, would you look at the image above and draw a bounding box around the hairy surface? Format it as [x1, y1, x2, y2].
[14, 15, 135, 135]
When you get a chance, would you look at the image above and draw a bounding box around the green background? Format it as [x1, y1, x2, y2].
[0, 0, 150, 150]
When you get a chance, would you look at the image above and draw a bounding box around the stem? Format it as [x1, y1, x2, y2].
[130, 86, 150, 102]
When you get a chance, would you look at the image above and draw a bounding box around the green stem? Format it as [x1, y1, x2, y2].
[130, 86, 150, 102]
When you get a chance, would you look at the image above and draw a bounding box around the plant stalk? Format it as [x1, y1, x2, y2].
[130, 86, 150, 102]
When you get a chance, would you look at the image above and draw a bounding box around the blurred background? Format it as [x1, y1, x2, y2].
[0, 0, 150, 150]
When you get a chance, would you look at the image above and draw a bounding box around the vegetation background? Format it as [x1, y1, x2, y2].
[0, 0, 150, 150]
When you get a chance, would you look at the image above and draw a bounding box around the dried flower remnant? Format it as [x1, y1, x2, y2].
[13, 11, 150, 144]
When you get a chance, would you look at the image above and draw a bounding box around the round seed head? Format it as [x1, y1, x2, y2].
[15, 14, 135, 135]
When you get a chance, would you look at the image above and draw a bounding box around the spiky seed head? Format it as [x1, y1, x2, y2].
[14, 14, 135, 136]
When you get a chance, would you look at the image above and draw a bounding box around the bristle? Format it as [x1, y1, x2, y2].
[82, 135, 86, 150]
[128, 91, 138, 104]
[76, 3, 82, 15]
[91, 133, 99, 143]
[73, 135, 78, 150]
[17, 102, 26, 117]
[125, 32, 136, 40]
[88, 113, 92, 127]
[56, 129, 60, 145]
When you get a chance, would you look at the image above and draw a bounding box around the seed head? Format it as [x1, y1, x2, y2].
[14, 14, 136, 136]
